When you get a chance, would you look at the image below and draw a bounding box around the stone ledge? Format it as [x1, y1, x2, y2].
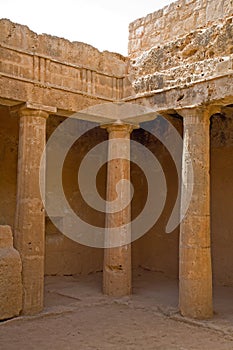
[123, 73, 233, 112]
[131, 55, 233, 94]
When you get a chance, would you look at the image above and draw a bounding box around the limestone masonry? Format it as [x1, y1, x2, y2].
[128, 0, 233, 96]
[128, 0, 232, 56]
[0, 0, 233, 322]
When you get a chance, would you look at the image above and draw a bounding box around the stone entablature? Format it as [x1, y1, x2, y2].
[0, 42, 124, 101]
[0, 19, 132, 112]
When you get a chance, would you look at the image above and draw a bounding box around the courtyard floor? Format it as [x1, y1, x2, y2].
[0, 269, 233, 349]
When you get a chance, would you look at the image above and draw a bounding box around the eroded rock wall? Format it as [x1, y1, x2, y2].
[129, 0, 233, 57]
[128, 0, 233, 95]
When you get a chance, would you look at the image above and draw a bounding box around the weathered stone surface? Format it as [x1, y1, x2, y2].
[0, 19, 127, 76]
[0, 0, 233, 323]
[0, 225, 22, 320]
[179, 108, 213, 319]
[14, 105, 49, 315]
[211, 111, 233, 147]
[0, 19, 132, 112]
[125, 74, 233, 113]
[102, 124, 136, 297]
[129, 0, 233, 57]
[129, 15, 233, 95]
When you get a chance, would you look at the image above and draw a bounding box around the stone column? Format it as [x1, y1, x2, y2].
[178, 107, 213, 319]
[14, 102, 56, 315]
[102, 123, 136, 297]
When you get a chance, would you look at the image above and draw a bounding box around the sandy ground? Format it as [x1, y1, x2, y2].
[0, 270, 233, 350]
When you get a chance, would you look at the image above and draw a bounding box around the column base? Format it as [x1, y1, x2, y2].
[179, 279, 213, 319]
[21, 256, 44, 315]
[103, 246, 132, 297]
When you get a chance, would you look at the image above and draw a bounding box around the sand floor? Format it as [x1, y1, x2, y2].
[0, 269, 233, 349]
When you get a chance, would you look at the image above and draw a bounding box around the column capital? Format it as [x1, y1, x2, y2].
[18, 102, 57, 119]
[175, 104, 222, 121]
[101, 121, 139, 134]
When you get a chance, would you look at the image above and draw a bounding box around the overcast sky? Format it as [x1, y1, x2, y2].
[1, 0, 175, 55]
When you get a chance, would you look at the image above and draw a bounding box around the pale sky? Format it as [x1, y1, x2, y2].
[1, 0, 175, 55]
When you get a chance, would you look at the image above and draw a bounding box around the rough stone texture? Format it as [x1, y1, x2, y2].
[102, 124, 134, 296]
[126, 0, 233, 320]
[0, 225, 22, 320]
[1, 0, 233, 321]
[0, 19, 125, 75]
[129, 15, 233, 95]
[179, 108, 213, 319]
[125, 74, 233, 115]
[129, 0, 233, 57]
[14, 106, 49, 315]
[128, 0, 233, 101]
[0, 19, 132, 113]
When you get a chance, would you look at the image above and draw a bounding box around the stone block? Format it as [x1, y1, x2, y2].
[129, 0, 233, 57]
[0, 225, 23, 320]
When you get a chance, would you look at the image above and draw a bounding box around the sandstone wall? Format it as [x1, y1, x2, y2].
[0, 107, 105, 276]
[0, 19, 132, 111]
[0, 19, 126, 76]
[130, 16, 233, 93]
[0, 106, 180, 278]
[127, 0, 233, 285]
[131, 117, 181, 278]
[129, 0, 233, 57]
[211, 111, 233, 286]
[1, 9, 233, 286]
[131, 111, 233, 286]
[128, 1, 233, 96]
[0, 106, 18, 227]
[44, 115, 106, 275]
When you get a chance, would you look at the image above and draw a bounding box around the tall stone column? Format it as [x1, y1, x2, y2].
[179, 107, 213, 319]
[14, 102, 56, 315]
[102, 123, 136, 297]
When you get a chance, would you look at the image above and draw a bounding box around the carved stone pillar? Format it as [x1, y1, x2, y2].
[102, 123, 136, 297]
[14, 102, 56, 315]
[178, 107, 213, 319]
